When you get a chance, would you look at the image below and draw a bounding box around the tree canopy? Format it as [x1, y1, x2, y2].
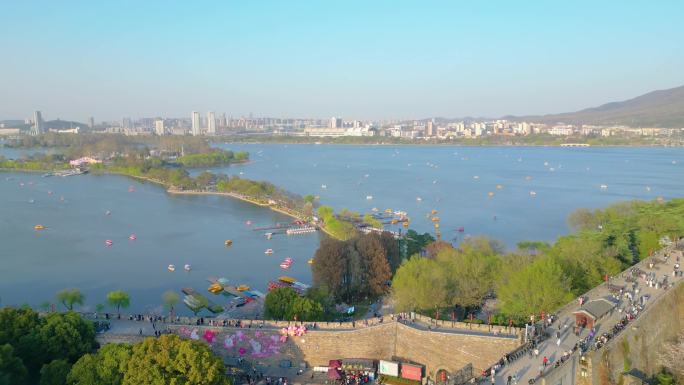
[56, 289, 85, 311]
[106, 291, 130, 315]
[264, 287, 324, 321]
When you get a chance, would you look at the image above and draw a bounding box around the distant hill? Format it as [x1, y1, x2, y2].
[44, 119, 88, 130]
[511, 85, 684, 128]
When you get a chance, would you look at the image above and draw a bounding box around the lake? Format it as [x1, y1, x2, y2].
[1, 144, 683, 313]
[0, 171, 321, 314]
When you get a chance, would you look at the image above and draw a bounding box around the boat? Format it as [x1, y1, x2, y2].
[600, 184, 608, 190]
[431, 217, 440, 222]
[128, 186, 135, 192]
[487, 192, 495, 197]
[279, 276, 296, 284]
[217, 277, 230, 285]
[208, 283, 223, 294]
[431, 210, 438, 215]
[457, 227, 465, 233]
[104, 239, 113, 247]
[105, 210, 111, 216]
[371, 207, 378, 212]
[308, 258, 314, 264]
[366, 195, 373, 200]
[224, 240, 233, 246]
[279, 263, 291, 269]
[237, 284, 250, 292]
[168, 264, 175, 272]
[184, 264, 191, 271]
[47, 190, 53, 195]
[321, 184, 327, 189]
[473, 176, 479, 180]
[384, 208, 392, 214]
[265, 248, 274, 255]
[34, 224, 45, 231]
[434, 223, 440, 229]
[416, 197, 422, 202]
[403, 221, 409, 228]
[530, 191, 537, 196]
[28, 199, 35, 203]
[525, 176, 533, 181]
[128, 234, 137, 240]
[496, 184, 503, 190]
[245, 220, 252, 226]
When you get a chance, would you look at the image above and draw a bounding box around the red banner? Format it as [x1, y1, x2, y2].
[401, 364, 423, 381]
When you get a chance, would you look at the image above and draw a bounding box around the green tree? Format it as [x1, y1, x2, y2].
[95, 304, 105, 314]
[0, 343, 27, 385]
[39, 312, 97, 364]
[162, 291, 180, 313]
[391, 257, 449, 312]
[122, 335, 229, 385]
[67, 343, 132, 385]
[496, 256, 575, 318]
[40, 359, 71, 385]
[355, 234, 392, 297]
[106, 291, 130, 316]
[288, 297, 324, 321]
[56, 289, 85, 311]
[264, 287, 299, 320]
[402, 230, 435, 258]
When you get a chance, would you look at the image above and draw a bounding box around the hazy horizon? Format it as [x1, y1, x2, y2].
[2, 0, 683, 122]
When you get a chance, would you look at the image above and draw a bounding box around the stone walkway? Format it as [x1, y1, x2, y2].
[488, 241, 684, 385]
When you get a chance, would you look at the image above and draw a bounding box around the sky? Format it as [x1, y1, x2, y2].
[1, 0, 683, 122]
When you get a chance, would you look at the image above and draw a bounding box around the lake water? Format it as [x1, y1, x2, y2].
[0, 172, 321, 313]
[1, 144, 683, 313]
[210, 144, 684, 245]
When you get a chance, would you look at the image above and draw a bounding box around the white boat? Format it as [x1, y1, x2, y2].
[184, 264, 191, 271]
[366, 195, 373, 200]
[265, 232, 273, 239]
[321, 184, 327, 189]
[473, 176, 479, 180]
[600, 184, 608, 190]
[530, 191, 537, 196]
[168, 264, 176, 272]
[371, 207, 379, 212]
[265, 249, 274, 255]
[416, 197, 422, 202]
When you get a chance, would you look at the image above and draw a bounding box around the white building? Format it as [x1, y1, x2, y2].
[32, 110, 43, 135]
[154, 119, 165, 135]
[191, 111, 200, 136]
[329, 116, 342, 129]
[207, 111, 216, 135]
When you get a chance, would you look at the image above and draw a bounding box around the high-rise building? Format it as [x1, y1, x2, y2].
[154, 119, 165, 135]
[191, 111, 200, 136]
[219, 113, 227, 128]
[88, 116, 95, 129]
[207, 111, 216, 135]
[329, 116, 342, 129]
[32, 111, 43, 135]
[425, 120, 435, 137]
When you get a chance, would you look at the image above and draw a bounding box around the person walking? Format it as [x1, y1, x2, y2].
[507, 375, 512, 385]
[512, 374, 518, 385]
[543, 356, 549, 368]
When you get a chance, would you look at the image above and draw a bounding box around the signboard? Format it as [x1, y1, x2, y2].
[379, 360, 399, 377]
[401, 363, 423, 381]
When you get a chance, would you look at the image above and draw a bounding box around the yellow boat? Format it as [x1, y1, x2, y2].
[307, 258, 314, 264]
[208, 283, 223, 294]
[431, 217, 440, 222]
[390, 219, 398, 225]
[278, 276, 296, 284]
[488, 192, 495, 197]
[403, 222, 409, 228]
[224, 240, 233, 246]
[431, 210, 438, 215]
[34, 224, 45, 231]
[236, 284, 250, 292]
[384, 208, 392, 214]
[434, 223, 440, 229]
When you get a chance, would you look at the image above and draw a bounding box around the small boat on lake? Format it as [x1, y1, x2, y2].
[265, 232, 273, 239]
[321, 184, 327, 189]
[265, 248, 274, 255]
[600, 184, 608, 190]
[168, 264, 175, 272]
[208, 283, 223, 294]
[530, 191, 537, 197]
[104, 239, 113, 247]
[34, 224, 45, 231]
[184, 264, 191, 271]
[224, 240, 233, 246]
[237, 284, 249, 292]
[308, 258, 314, 264]
[366, 195, 373, 200]
[128, 234, 136, 240]
[128, 186, 135, 192]
[488, 192, 495, 197]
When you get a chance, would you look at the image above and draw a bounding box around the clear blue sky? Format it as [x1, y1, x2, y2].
[1, 0, 683, 122]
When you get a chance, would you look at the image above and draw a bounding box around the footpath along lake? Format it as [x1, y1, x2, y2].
[1, 145, 683, 313]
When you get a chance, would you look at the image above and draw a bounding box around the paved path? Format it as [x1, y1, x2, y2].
[489, 241, 684, 385]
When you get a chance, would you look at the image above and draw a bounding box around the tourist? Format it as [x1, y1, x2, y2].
[542, 356, 548, 368]
[507, 375, 512, 385]
[512, 374, 518, 385]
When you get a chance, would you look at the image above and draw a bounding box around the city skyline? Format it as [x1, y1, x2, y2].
[2, 1, 683, 121]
